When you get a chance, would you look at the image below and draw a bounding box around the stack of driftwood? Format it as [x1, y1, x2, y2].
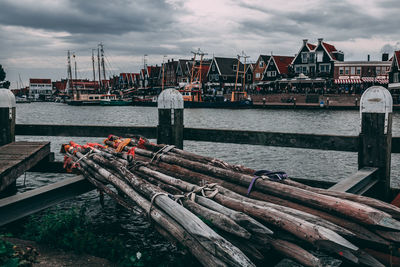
[62, 135, 400, 267]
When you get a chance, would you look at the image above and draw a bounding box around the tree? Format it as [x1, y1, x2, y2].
[0, 64, 10, 89]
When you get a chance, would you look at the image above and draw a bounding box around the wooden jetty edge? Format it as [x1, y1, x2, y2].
[1, 86, 400, 266]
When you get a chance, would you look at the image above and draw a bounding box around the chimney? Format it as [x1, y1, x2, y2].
[367, 55, 370, 62]
[168, 59, 170, 63]
[382, 53, 389, 61]
[303, 39, 308, 46]
[318, 38, 323, 45]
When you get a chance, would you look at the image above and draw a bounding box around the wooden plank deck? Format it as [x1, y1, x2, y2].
[0, 141, 50, 192]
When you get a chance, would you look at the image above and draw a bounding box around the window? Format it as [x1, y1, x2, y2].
[319, 64, 330, 72]
[259, 61, 264, 68]
[345, 68, 349, 75]
[301, 53, 308, 63]
[320, 65, 325, 72]
[356, 67, 361, 75]
[247, 74, 251, 80]
[271, 71, 276, 77]
[351, 67, 355, 75]
[316, 51, 323, 63]
[339, 67, 344, 75]
[233, 65, 237, 71]
[376, 67, 381, 75]
[223, 76, 227, 80]
[308, 53, 315, 63]
[302, 67, 307, 73]
[212, 64, 215, 71]
[255, 73, 260, 78]
[394, 73, 399, 83]
[295, 66, 301, 73]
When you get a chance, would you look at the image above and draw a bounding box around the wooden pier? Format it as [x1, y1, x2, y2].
[0, 141, 50, 192]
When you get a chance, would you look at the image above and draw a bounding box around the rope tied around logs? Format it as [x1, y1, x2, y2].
[150, 145, 175, 164]
[147, 192, 171, 222]
[186, 183, 219, 201]
[246, 170, 288, 196]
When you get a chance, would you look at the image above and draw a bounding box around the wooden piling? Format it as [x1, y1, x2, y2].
[358, 86, 393, 201]
[0, 89, 16, 146]
[157, 89, 184, 149]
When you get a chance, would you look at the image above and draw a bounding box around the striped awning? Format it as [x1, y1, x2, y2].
[362, 77, 375, 82]
[334, 79, 362, 84]
[376, 78, 388, 84]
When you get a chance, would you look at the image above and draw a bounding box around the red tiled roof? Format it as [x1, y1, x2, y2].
[272, 55, 295, 74]
[322, 42, 338, 60]
[30, 78, 51, 84]
[395, 51, 400, 70]
[306, 43, 316, 50]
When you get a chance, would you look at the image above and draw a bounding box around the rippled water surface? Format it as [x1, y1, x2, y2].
[11, 102, 400, 263]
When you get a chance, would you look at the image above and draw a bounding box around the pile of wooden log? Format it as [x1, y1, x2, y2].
[61, 135, 400, 266]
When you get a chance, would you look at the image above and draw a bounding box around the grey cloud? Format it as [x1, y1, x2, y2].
[0, 0, 177, 35]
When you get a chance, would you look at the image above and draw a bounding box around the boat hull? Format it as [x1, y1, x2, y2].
[131, 100, 253, 108]
[100, 100, 132, 106]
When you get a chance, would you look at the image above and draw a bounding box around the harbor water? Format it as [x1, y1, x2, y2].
[12, 102, 400, 264]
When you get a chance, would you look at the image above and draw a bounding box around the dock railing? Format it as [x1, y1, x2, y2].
[6, 86, 398, 201]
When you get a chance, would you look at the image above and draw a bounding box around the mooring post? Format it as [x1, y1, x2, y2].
[0, 89, 16, 147]
[359, 86, 392, 200]
[157, 89, 184, 149]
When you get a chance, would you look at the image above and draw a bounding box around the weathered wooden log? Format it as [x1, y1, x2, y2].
[81, 151, 254, 267]
[132, 147, 400, 231]
[64, 153, 227, 267]
[282, 179, 400, 219]
[139, 155, 391, 247]
[130, 161, 359, 254]
[269, 239, 322, 267]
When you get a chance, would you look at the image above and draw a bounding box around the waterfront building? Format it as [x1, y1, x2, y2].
[291, 38, 344, 78]
[206, 57, 246, 93]
[253, 55, 271, 83]
[164, 59, 179, 87]
[176, 59, 191, 84]
[333, 55, 391, 94]
[389, 50, 400, 92]
[119, 73, 139, 89]
[29, 78, 52, 100]
[261, 55, 295, 83]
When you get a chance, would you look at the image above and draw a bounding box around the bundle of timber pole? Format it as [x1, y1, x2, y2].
[61, 135, 400, 266]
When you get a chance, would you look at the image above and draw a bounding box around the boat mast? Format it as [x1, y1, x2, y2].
[234, 55, 240, 92]
[100, 43, 107, 90]
[162, 55, 166, 90]
[67, 50, 73, 95]
[97, 46, 102, 91]
[92, 49, 96, 82]
[241, 51, 249, 92]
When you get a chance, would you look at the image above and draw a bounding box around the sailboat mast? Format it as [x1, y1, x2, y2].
[100, 43, 106, 87]
[241, 52, 249, 92]
[67, 50, 73, 93]
[97, 46, 102, 90]
[92, 49, 96, 82]
[234, 55, 240, 92]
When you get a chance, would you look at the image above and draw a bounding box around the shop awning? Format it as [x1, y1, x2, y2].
[376, 78, 388, 84]
[334, 79, 362, 84]
[362, 77, 375, 82]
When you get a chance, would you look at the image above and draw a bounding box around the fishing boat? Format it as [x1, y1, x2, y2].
[100, 97, 131, 106]
[67, 93, 118, 106]
[179, 49, 253, 108]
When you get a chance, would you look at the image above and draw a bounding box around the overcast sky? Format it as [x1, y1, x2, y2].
[1, 0, 399, 88]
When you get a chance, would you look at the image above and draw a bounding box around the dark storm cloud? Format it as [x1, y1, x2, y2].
[237, 1, 400, 41]
[0, 0, 177, 35]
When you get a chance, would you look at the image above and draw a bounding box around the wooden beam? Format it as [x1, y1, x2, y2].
[329, 167, 379, 194]
[0, 175, 94, 226]
[184, 128, 358, 152]
[15, 124, 400, 153]
[15, 124, 157, 138]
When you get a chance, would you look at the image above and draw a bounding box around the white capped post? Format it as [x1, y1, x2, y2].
[359, 86, 393, 200]
[0, 89, 16, 146]
[157, 89, 184, 149]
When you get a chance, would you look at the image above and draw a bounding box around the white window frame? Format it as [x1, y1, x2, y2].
[255, 73, 260, 78]
[301, 52, 308, 64]
[316, 51, 323, 63]
[339, 67, 344, 75]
